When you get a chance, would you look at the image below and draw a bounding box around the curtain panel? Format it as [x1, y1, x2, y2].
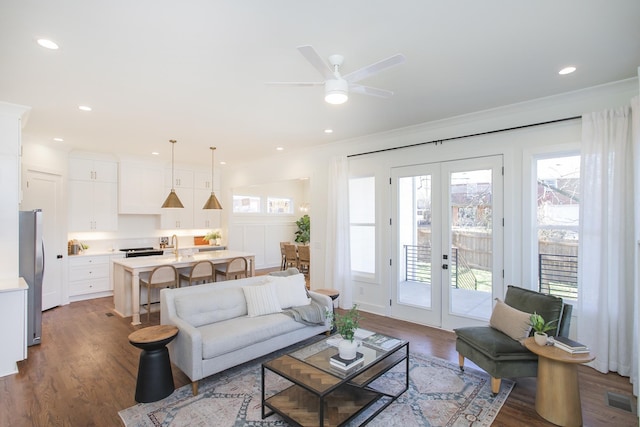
[578, 103, 638, 395]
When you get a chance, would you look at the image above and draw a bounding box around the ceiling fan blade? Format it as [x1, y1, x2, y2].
[343, 53, 406, 83]
[297, 45, 334, 80]
[265, 81, 324, 86]
[350, 84, 394, 98]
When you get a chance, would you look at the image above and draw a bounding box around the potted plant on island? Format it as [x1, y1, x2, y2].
[329, 305, 361, 360]
[529, 312, 557, 345]
[203, 230, 221, 246]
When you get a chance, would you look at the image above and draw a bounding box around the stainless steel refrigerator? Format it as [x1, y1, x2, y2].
[19, 209, 44, 346]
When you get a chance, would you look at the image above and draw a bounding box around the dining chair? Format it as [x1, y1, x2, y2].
[279, 242, 291, 270]
[178, 260, 214, 287]
[214, 257, 249, 281]
[139, 265, 178, 321]
[297, 244, 310, 276]
[284, 244, 298, 269]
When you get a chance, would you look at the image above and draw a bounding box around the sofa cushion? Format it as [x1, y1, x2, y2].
[489, 298, 532, 342]
[455, 326, 537, 361]
[174, 287, 247, 327]
[242, 283, 282, 317]
[199, 314, 305, 359]
[266, 274, 310, 309]
[504, 285, 563, 336]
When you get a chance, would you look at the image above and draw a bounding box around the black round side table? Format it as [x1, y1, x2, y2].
[128, 324, 179, 403]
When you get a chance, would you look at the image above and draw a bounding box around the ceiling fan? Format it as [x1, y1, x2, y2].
[268, 45, 406, 105]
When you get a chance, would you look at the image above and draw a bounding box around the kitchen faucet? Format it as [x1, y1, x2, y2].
[171, 234, 178, 258]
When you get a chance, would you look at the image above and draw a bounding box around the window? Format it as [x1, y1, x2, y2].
[535, 155, 580, 300]
[232, 195, 261, 213]
[267, 197, 293, 214]
[349, 176, 375, 276]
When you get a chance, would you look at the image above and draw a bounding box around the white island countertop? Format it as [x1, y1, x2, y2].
[112, 250, 255, 325]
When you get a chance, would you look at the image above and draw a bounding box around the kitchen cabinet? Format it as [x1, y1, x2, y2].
[69, 158, 117, 182]
[118, 160, 164, 214]
[194, 170, 221, 190]
[160, 187, 194, 229]
[68, 255, 112, 301]
[68, 156, 118, 232]
[165, 168, 193, 189]
[193, 188, 221, 228]
[69, 180, 118, 231]
[0, 278, 28, 377]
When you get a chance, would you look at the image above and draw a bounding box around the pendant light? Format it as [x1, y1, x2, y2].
[202, 146, 222, 209]
[161, 139, 184, 208]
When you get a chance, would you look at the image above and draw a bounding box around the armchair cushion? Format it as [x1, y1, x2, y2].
[503, 285, 563, 336]
[489, 298, 532, 342]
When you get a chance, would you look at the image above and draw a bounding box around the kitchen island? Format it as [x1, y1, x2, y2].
[112, 250, 255, 325]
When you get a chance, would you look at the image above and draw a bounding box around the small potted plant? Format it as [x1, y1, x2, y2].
[330, 305, 361, 360]
[203, 230, 221, 246]
[529, 312, 557, 345]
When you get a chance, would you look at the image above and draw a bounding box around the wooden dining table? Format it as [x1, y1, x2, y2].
[112, 250, 255, 325]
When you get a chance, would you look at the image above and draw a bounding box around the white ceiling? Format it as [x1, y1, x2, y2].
[1, 1, 639, 166]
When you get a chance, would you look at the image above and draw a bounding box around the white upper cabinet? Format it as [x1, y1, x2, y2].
[164, 168, 193, 189]
[118, 160, 164, 214]
[68, 156, 118, 232]
[160, 187, 194, 229]
[68, 158, 117, 182]
[193, 188, 221, 229]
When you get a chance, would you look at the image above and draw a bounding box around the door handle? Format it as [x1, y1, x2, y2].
[57, 254, 63, 259]
[442, 264, 449, 270]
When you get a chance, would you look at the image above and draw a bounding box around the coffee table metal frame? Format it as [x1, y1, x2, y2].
[261, 336, 409, 427]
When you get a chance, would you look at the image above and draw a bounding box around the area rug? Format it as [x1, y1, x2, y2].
[119, 342, 513, 427]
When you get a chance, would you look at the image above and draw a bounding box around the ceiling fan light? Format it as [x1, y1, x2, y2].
[324, 79, 348, 105]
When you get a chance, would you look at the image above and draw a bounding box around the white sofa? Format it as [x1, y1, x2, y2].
[160, 273, 332, 394]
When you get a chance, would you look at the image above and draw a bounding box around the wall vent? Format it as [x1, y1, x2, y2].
[605, 391, 636, 414]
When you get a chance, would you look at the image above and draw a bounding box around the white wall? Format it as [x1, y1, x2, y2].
[0, 102, 30, 280]
[223, 78, 639, 320]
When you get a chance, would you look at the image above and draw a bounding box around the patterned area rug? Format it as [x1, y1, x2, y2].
[119, 341, 513, 427]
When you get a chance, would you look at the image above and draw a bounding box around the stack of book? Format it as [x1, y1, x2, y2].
[330, 352, 364, 371]
[363, 333, 401, 351]
[553, 336, 589, 354]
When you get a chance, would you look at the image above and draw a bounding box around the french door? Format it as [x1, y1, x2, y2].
[390, 155, 503, 330]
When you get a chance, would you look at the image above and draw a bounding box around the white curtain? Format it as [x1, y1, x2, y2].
[578, 104, 637, 388]
[324, 156, 352, 308]
[631, 96, 640, 396]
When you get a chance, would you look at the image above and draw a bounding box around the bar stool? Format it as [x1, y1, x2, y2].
[178, 260, 214, 287]
[214, 257, 248, 281]
[139, 265, 178, 321]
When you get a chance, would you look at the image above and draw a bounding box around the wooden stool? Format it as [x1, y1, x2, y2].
[128, 325, 179, 403]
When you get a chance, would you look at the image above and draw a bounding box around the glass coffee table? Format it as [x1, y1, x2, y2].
[261, 332, 409, 427]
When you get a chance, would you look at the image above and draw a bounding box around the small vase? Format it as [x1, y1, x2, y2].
[534, 331, 548, 346]
[338, 339, 358, 360]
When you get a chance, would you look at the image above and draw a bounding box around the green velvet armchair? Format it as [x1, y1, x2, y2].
[454, 285, 572, 395]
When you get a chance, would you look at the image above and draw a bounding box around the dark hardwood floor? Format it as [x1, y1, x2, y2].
[0, 282, 637, 426]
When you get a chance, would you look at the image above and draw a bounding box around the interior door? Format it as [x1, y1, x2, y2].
[391, 156, 503, 329]
[21, 169, 64, 310]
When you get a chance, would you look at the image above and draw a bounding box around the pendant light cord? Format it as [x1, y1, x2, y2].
[170, 139, 176, 189]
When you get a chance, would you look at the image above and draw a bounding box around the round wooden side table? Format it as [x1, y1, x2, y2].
[128, 325, 179, 403]
[314, 288, 340, 333]
[524, 337, 595, 427]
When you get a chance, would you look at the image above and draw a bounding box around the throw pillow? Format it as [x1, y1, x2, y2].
[242, 283, 282, 317]
[489, 298, 532, 342]
[266, 274, 310, 309]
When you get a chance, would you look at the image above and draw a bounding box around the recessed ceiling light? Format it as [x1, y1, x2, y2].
[52, 137, 64, 142]
[78, 105, 92, 111]
[276, 147, 284, 151]
[219, 161, 226, 165]
[324, 129, 333, 134]
[559, 66, 576, 75]
[151, 151, 160, 156]
[37, 39, 59, 50]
